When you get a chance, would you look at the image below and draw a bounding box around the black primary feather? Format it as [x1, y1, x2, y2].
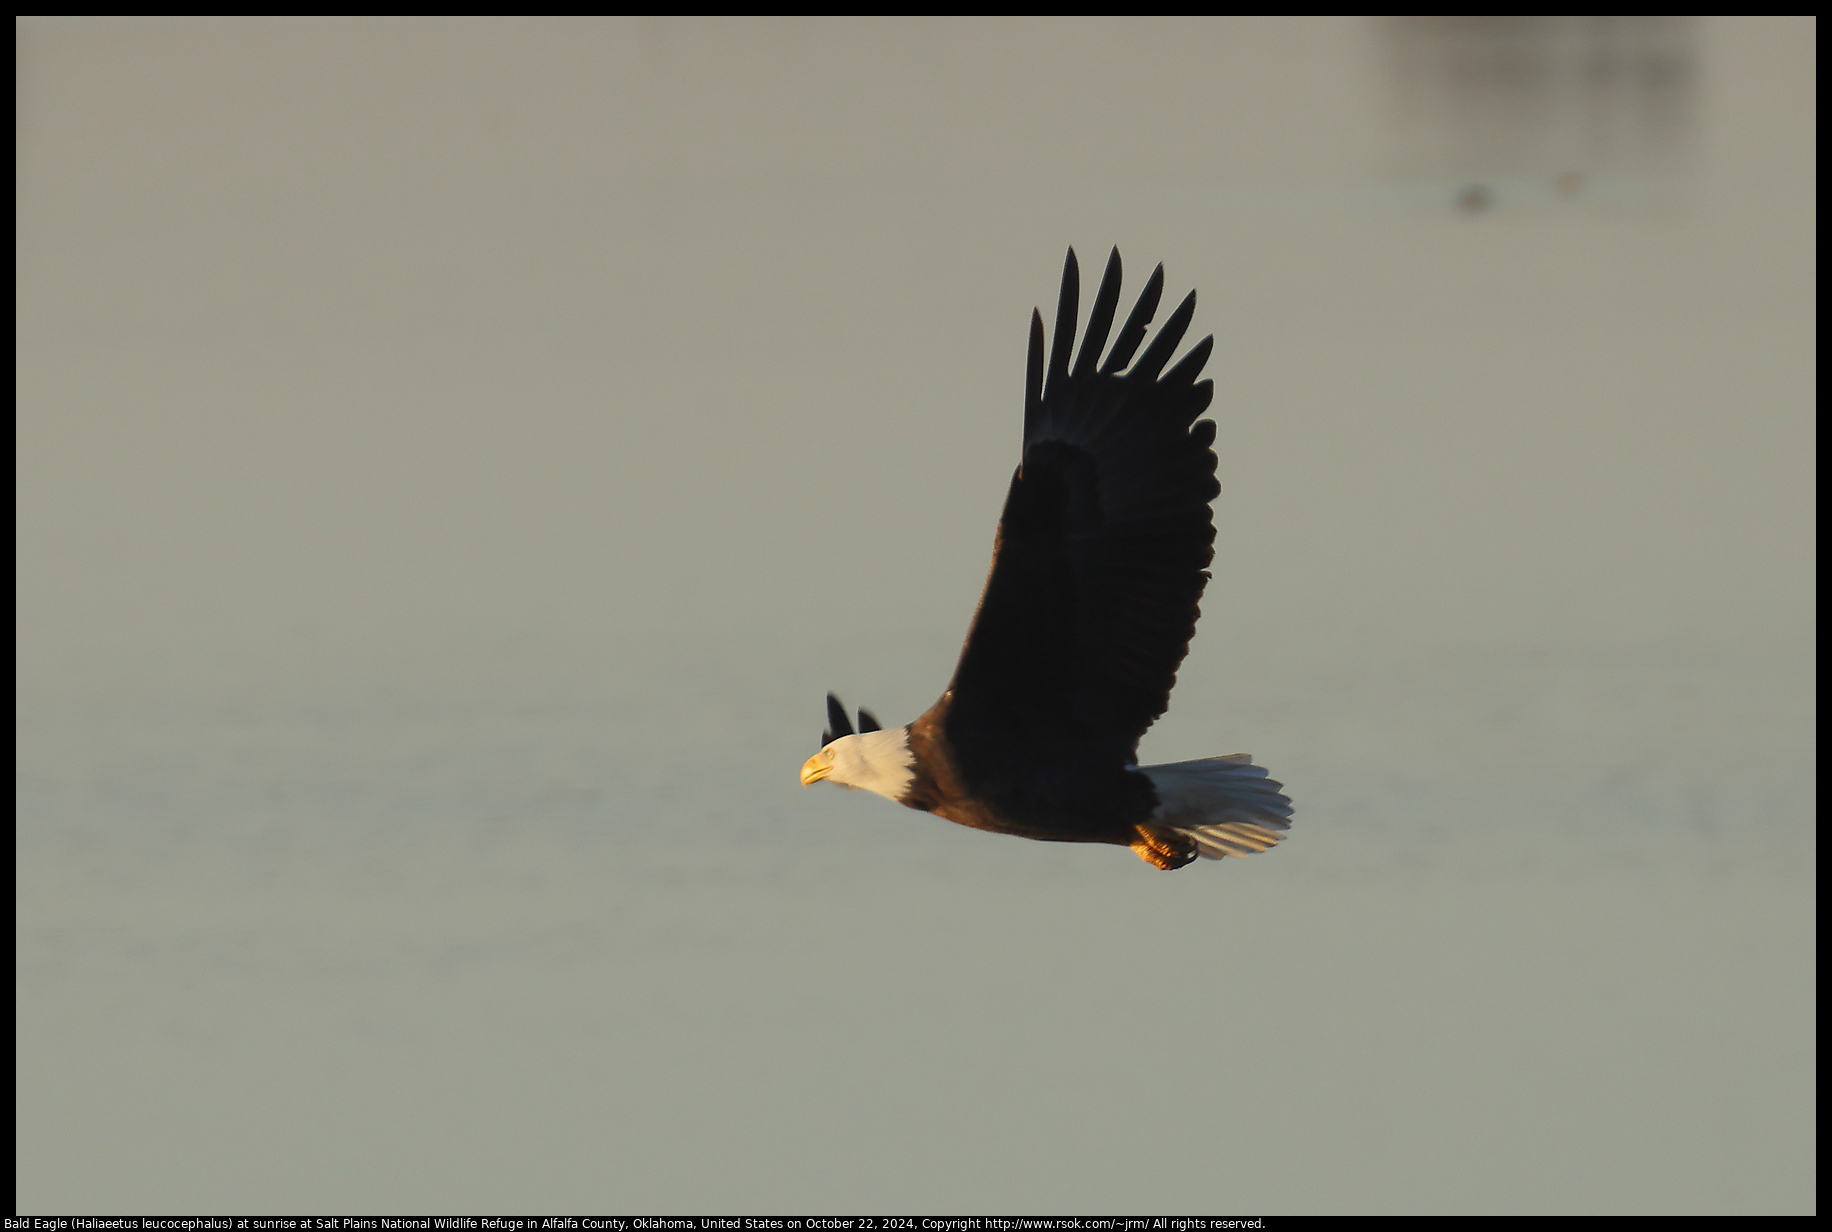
[1099, 262, 1164, 375]
[1128, 290, 1197, 386]
[1043, 249, 1079, 408]
[1073, 248, 1124, 380]
[823, 693, 854, 747]
[1023, 310, 1046, 447]
[857, 709, 882, 733]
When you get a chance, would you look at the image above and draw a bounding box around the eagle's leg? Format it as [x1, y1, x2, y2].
[1129, 823, 1198, 871]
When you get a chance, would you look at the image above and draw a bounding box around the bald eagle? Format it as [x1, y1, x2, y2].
[800, 248, 1292, 870]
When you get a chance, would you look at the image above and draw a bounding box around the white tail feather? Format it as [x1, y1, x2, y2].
[1139, 754, 1293, 860]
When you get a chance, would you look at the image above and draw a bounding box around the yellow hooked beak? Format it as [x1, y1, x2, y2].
[800, 749, 833, 787]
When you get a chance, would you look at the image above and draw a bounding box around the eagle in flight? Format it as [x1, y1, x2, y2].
[801, 248, 1291, 870]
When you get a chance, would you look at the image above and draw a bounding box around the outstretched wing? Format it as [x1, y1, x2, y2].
[944, 247, 1219, 778]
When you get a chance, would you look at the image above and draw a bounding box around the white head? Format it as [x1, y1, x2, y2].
[800, 729, 916, 802]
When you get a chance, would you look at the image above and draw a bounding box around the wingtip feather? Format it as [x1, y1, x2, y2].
[1074, 247, 1124, 379]
[1101, 263, 1165, 374]
[824, 693, 853, 745]
[1045, 249, 1079, 404]
[1162, 334, 1213, 389]
[1132, 290, 1197, 385]
[1023, 309, 1046, 444]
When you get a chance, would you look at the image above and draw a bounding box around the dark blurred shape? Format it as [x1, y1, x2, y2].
[1458, 183, 1494, 212]
[1384, 17, 1697, 186]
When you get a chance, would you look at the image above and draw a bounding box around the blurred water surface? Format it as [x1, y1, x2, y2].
[16, 17, 1814, 1213]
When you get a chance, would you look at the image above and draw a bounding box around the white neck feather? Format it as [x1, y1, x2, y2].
[825, 729, 916, 801]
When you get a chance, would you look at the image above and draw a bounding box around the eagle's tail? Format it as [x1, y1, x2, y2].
[1137, 754, 1293, 860]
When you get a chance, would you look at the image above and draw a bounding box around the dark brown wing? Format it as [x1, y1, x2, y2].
[940, 248, 1219, 810]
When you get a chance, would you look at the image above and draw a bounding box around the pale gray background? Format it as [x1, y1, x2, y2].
[17, 17, 1814, 1214]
